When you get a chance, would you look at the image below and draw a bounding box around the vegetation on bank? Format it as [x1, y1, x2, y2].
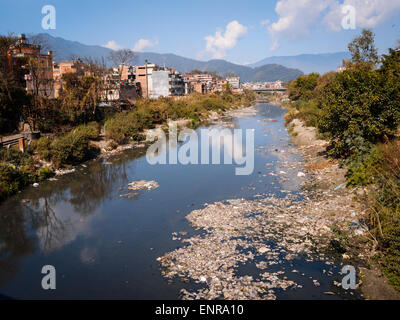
[0, 89, 255, 202]
[285, 29, 400, 290]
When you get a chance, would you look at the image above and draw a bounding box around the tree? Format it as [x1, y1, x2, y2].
[60, 72, 103, 123]
[224, 71, 237, 78]
[107, 49, 136, 106]
[287, 73, 320, 101]
[318, 68, 400, 157]
[108, 49, 135, 72]
[346, 29, 379, 69]
[0, 34, 29, 133]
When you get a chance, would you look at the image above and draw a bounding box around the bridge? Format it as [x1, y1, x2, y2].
[251, 88, 287, 93]
[0, 132, 40, 152]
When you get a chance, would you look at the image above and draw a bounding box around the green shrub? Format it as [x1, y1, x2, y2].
[368, 141, 400, 290]
[74, 122, 100, 140]
[105, 113, 141, 143]
[318, 69, 400, 158]
[0, 148, 33, 166]
[31, 137, 52, 161]
[288, 73, 320, 101]
[50, 132, 97, 168]
[0, 164, 35, 201]
[38, 166, 54, 181]
[345, 145, 383, 187]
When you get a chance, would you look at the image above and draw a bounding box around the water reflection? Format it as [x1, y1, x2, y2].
[0, 147, 146, 282]
[0, 204, 35, 287]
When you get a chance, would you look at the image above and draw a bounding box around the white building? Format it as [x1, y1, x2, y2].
[151, 69, 184, 99]
[226, 76, 240, 89]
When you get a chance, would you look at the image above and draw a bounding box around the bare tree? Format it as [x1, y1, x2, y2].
[108, 49, 136, 68]
[107, 49, 136, 108]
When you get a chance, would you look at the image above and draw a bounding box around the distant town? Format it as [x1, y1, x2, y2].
[8, 33, 285, 108]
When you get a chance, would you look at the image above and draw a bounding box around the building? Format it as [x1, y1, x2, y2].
[182, 74, 194, 95]
[7, 34, 54, 98]
[182, 73, 218, 94]
[215, 79, 228, 92]
[226, 76, 240, 89]
[135, 63, 157, 98]
[151, 69, 184, 99]
[102, 67, 139, 105]
[53, 59, 85, 98]
[118, 64, 136, 84]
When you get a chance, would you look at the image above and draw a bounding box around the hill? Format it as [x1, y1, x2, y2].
[35, 33, 303, 82]
[250, 52, 351, 74]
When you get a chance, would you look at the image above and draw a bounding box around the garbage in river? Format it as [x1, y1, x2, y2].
[128, 180, 160, 191]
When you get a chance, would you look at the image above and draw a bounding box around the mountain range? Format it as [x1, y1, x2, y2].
[35, 33, 350, 81]
[250, 52, 351, 74]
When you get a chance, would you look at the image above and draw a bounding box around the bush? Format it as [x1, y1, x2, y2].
[50, 132, 97, 168]
[369, 141, 400, 290]
[318, 69, 400, 158]
[73, 122, 100, 140]
[38, 166, 54, 181]
[287, 73, 320, 101]
[105, 113, 141, 143]
[345, 145, 383, 187]
[31, 137, 52, 161]
[0, 164, 35, 202]
[0, 148, 34, 166]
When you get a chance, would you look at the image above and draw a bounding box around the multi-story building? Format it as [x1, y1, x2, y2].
[135, 63, 157, 98]
[226, 76, 240, 89]
[151, 69, 184, 99]
[7, 34, 54, 98]
[119, 64, 136, 84]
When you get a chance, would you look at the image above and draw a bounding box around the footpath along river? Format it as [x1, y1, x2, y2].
[0, 103, 361, 299]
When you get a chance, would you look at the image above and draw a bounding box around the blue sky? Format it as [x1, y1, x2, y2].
[1, 0, 400, 64]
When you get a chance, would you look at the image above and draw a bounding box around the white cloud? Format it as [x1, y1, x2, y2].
[268, 0, 332, 38]
[133, 38, 159, 52]
[266, 0, 400, 51]
[205, 20, 248, 59]
[103, 40, 124, 51]
[323, 0, 400, 32]
[260, 19, 270, 28]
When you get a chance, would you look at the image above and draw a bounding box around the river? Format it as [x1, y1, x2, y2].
[0, 103, 360, 299]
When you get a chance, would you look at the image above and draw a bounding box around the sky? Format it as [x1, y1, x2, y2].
[1, 0, 400, 65]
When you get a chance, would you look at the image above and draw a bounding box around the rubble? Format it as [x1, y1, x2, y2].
[156, 108, 370, 300]
[157, 188, 367, 299]
[128, 180, 159, 191]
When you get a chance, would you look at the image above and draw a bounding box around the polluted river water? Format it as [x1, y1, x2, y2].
[0, 103, 361, 299]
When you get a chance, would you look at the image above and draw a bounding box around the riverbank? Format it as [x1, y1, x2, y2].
[287, 118, 400, 300]
[0, 92, 256, 203]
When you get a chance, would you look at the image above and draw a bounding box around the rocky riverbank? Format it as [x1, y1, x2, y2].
[287, 118, 400, 300]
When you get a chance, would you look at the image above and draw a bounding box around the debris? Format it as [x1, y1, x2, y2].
[32, 183, 39, 187]
[258, 247, 269, 254]
[297, 172, 306, 177]
[128, 180, 159, 191]
[334, 183, 345, 191]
